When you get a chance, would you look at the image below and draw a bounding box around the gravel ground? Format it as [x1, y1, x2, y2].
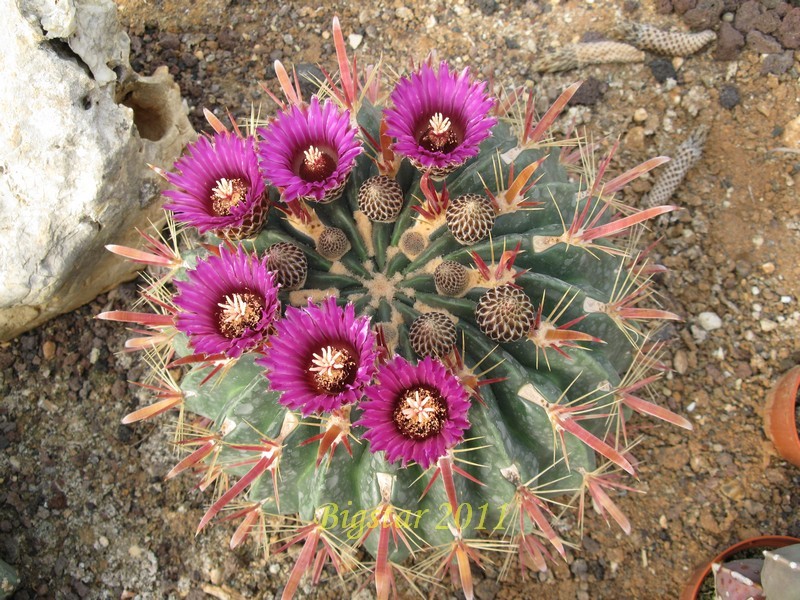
[2, 1, 800, 598]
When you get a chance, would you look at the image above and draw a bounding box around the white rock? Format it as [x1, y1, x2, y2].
[348, 33, 363, 49]
[395, 6, 414, 21]
[697, 311, 722, 331]
[0, 0, 194, 340]
[690, 325, 708, 344]
[760, 319, 778, 332]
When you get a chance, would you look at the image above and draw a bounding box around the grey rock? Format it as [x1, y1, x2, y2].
[650, 58, 678, 83]
[568, 76, 608, 106]
[719, 83, 741, 108]
[715, 21, 746, 59]
[760, 50, 794, 74]
[0, 0, 194, 341]
[674, 0, 698, 14]
[776, 7, 800, 48]
[683, 0, 725, 29]
[746, 30, 783, 52]
[734, 0, 765, 32]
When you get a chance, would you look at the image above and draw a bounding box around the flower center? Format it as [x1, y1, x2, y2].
[211, 177, 248, 216]
[418, 112, 461, 154]
[307, 342, 358, 394]
[392, 386, 447, 441]
[298, 145, 337, 183]
[216, 292, 265, 338]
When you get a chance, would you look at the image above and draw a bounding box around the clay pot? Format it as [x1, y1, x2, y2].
[680, 535, 800, 600]
[764, 365, 800, 468]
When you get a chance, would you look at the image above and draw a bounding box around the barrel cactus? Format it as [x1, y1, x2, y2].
[100, 18, 694, 599]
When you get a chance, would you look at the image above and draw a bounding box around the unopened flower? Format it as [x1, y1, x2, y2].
[258, 296, 377, 415]
[384, 61, 496, 177]
[357, 355, 471, 469]
[173, 245, 280, 357]
[163, 133, 269, 238]
[258, 97, 362, 204]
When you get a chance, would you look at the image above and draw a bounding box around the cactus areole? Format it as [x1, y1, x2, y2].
[99, 18, 693, 600]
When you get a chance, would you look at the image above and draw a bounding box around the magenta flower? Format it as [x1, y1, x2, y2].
[258, 97, 362, 204]
[163, 132, 269, 238]
[356, 355, 471, 469]
[384, 61, 496, 176]
[173, 245, 280, 358]
[258, 296, 377, 416]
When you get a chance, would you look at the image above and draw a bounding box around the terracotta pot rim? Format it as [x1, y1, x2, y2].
[764, 365, 800, 468]
[680, 535, 800, 600]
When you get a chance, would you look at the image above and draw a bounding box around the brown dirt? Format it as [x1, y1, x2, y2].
[2, 1, 799, 599]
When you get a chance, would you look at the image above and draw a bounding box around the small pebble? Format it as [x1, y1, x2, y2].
[697, 311, 722, 331]
[42, 340, 56, 360]
[568, 76, 608, 106]
[674, 350, 689, 374]
[633, 108, 648, 122]
[348, 33, 363, 49]
[395, 6, 414, 20]
[649, 58, 677, 83]
[719, 84, 740, 109]
[760, 319, 778, 332]
[761, 261, 775, 274]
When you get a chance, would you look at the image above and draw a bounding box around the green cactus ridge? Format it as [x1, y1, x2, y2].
[110, 60, 690, 596]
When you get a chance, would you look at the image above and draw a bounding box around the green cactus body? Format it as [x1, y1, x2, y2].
[177, 102, 673, 566]
[102, 27, 691, 598]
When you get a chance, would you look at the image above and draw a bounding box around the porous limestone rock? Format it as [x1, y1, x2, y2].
[0, 0, 195, 341]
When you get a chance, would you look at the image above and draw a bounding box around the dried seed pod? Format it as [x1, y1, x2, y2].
[643, 125, 708, 208]
[619, 21, 716, 56]
[434, 261, 469, 297]
[533, 41, 645, 73]
[475, 284, 534, 342]
[446, 194, 496, 245]
[358, 175, 404, 222]
[409, 312, 457, 357]
[316, 227, 351, 260]
[264, 242, 308, 291]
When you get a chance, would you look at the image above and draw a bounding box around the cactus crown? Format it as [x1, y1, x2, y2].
[100, 17, 693, 600]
